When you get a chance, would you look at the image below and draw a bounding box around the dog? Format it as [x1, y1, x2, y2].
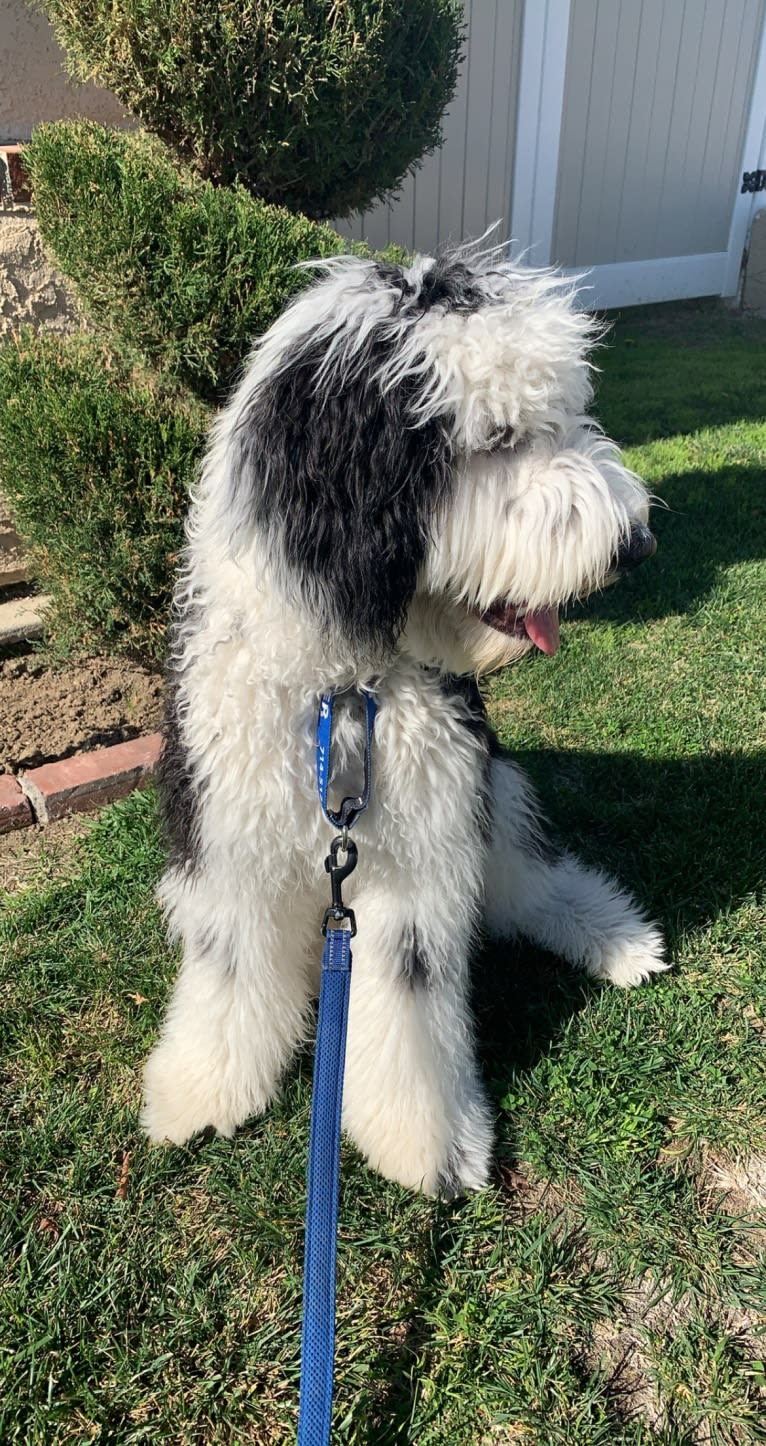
[142, 245, 666, 1195]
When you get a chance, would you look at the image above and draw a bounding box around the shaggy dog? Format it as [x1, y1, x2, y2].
[142, 246, 666, 1195]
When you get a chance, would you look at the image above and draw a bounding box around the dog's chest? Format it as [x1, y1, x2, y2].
[326, 668, 490, 871]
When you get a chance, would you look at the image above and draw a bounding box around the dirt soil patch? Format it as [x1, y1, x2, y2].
[0, 655, 164, 774]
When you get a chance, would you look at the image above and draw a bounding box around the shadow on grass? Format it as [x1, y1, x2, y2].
[594, 302, 766, 446]
[510, 746, 766, 944]
[360, 744, 765, 1440]
[474, 741, 765, 1114]
[573, 463, 766, 627]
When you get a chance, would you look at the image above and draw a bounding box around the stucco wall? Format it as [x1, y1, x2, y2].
[0, 207, 81, 336]
[1, 0, 129, 142]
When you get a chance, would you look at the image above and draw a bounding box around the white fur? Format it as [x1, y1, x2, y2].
[484, 755, 668, 988]
[142, 247, 667, 1194]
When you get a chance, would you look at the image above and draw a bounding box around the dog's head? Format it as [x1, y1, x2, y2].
[217, 247, 655, 674]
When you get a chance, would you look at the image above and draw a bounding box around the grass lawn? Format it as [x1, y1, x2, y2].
[2, 302, 765, 1444]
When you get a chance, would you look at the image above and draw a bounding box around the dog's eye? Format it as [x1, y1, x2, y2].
[484, 424, 515, 453]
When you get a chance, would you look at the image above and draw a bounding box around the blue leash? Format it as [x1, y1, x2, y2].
[297, 691, 377, 1446]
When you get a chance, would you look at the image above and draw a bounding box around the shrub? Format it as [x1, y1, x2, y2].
[41, 0, 462, 219]
[27, 122, 356, 401]
[0, 332, 208, 659]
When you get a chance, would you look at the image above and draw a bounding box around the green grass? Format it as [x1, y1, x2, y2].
[2, 302, 766, 1443]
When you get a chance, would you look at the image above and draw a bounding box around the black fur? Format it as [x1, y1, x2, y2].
[230, 326, 454, 651]
[438, 676, 560, 866]
[401, 924, 432, 989]
[413, 256, 485, 314]
[439, 673, 490, 744]
[370, 261, 418, 306]
[370, 256, 485, 316]
[159, 672, 203, 872]
[437, 672, 493, 843]
[487, 729, 509, 761]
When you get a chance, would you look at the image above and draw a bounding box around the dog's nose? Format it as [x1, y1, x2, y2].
[616, 524, 657, 573]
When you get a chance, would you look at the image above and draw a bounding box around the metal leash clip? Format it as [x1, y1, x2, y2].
[322, 836, 358, 936]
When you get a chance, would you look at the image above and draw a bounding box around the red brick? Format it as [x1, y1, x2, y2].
[0, 145, 31, 204]
[20, 733, 162, 823]
[0, 774, 33, 835]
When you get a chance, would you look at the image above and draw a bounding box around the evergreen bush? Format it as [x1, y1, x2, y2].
[0, 333, 207, 658]
[27, 122, 355, 401]
[1, 6, 457, 661]
[41, 0, 462, 219]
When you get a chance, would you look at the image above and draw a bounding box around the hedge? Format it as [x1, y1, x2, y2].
[27, 122, 364, 402]
[0, 333, 208, 659]
[41, 0, 462, 219]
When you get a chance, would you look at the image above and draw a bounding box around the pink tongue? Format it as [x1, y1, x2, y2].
[523, 607, 560, 655]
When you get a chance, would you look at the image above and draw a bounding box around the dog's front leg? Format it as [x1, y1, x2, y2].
[484, 752, 667, 987]
[142, 872, 317, 1145]
[339, 885, 494, 1196]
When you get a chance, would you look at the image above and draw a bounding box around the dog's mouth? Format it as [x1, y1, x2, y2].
[479, 602, 560, 655]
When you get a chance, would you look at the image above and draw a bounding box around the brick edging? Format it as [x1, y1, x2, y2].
[1, 733, 162, 835]
[0, 144, 31, 205]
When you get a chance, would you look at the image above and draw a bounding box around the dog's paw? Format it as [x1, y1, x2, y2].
[352, 1097, 494, 1197]
[583, 920, 669, 989]
[141, 1050, 231, 1145]
[432, 1136, 493, 1200]
[141, 1040, 263, 1145]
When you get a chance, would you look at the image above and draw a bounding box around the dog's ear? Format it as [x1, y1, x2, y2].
[229, 327, 453, 651]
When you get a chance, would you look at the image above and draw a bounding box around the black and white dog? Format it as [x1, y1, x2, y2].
[142, 247, 666, 1195]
